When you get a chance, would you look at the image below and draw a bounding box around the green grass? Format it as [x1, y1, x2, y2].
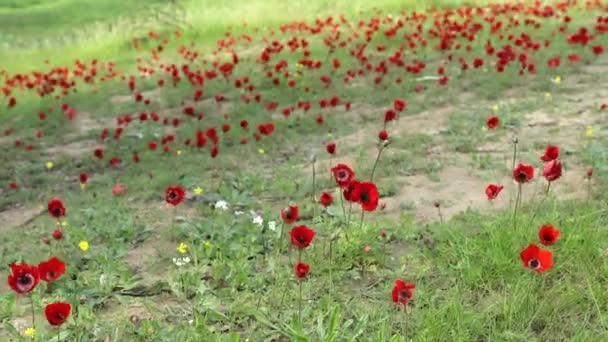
[1, 0, 608, 340]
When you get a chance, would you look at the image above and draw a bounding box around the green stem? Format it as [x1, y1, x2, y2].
[370, 145, 385, 182]
[278, 221, 285, 253]
[513, 183, 522, 230]
[312, 161, 316, 219]
[30, 295, 35, 331]
[339, 187, 346, 219]
[298, 279, 303, 323]
[358, 210, 365, 230]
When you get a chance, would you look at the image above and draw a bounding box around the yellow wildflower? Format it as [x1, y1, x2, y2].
[24, 327, 35, 338]
[586, 126, 593, 137]
[258, 148, 265, 154]
[79, 240, 89, 251]
[194, 186, 203, 195]
[552, 76, 561, 84]
[492, 105, 499, 112]
[46, 161, 54, 170]
[176, 149, 182, 156]
[177, 242, 188, 254]
[203, 241, 213, 249]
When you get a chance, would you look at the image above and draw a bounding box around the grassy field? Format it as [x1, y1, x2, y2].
[1, 0, 608, 341]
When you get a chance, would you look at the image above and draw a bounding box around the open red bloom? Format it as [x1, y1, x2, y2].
[325, 143, 336, 155]
[294, 262, 310, 278]
[9, 181, 17, 189]
[486, 116, 499, 129]
[280, 205, 299, 224]
[165, 185, 186, 206]
[542, 160, 562, 182]
[44, 302, 71, 326]
[38, 257, 66, 282]
[391, 279, 415, 306]
[342, 180, 361, 202]
[94, 148, 104, 159]
[331, 163, 355, 187]
[47, 198, 66, 218]
[79, 172, 88, 184]
[513, 163, 535, 183]
[290, 225, 315, 249]
[538, 224, 560, 246]
[319, 192, 333, 207]
[520, 244, 553, 272]
[393, 99, 406, 112]
[485, 184, 504, 200]
[351, 181, 379, 211]
[7, 263, 40, 294]
[540, 145, 560, 162]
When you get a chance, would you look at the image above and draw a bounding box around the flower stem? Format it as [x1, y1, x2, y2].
[513, 183, 522, 230]
[587, 177, 592, 201]
[311, 160, 316, 219]
[544, 181, 551, 196]
[278, 221, 285, 253]
[30, 295, 36, 330]
[358, 209, 365, 230]
[370, 144, 385, 182]
[298, 279, 303, 323]
[339, 187, 346, 219]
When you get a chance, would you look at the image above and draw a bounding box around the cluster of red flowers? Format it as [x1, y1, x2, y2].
[520, 224, 560, 272]
[331, 164, 379, 212]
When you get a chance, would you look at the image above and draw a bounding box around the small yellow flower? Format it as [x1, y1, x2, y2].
[79, 240, 89, 251]
[46, 161, 54, 170]
[24, 327, 35, 338]
[176, 149, 182, 156]
[492, 105, 499, 112]
[61, 221, 68, 227]
[203, 241, 213, 249]
[481, 126, 488, 132]
[552, 76, 561, 84]
[194, 186, 203, 195]
[545, 92, 552, 100]
[327, 132, 333, 137]
[586, 126, 593, 137]
[80, 183, 87, 190]
[258, 148, 265, 154]
[177, 242, 188, 254]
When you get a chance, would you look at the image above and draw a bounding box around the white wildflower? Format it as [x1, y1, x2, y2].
[214, 200, 229, 211]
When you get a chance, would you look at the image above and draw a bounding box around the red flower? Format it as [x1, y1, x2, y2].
[326, 143, 336, 155]
[542, 160, 562, 182]
[319, 192, 333, 207]
[148, 141, 158, 151]
[342, 180, 360, 202]
[94, 148, 104, 159]
[331, 164, 355, 187]
[52, 230, 63, 240]
[7, 263, 40, 294]
[79, 172, 88, 184]
[38, 257, 66, 282]
[48, 198, 66, 218]
[393, 99, 406, 112]
[112, 183, 126, 196]
[520, 244, 553, 272]
[165, 185, 186, 206]
[538, 224, 560, 246]
[587, 168, 593, 177]
[351, 181, 379, 211]
[391, 279, 416, 306]
[280, 205, 299, 224]
[290, 225, 315, 249]
[44, 302, 71, 326]
[513, 163, 535, 183]
[592, 45, 604, 55]
[486, 116, 499, 129]
[294, 262, 310, 278]
[9, 181, 18, 189]
[485, 184, 504, 200]
[384, 110, 396, 123]
[378, 130, 389, 141]
[540, 145, 559, 162]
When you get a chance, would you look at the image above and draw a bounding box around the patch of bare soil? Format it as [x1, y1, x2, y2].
[110, 88, 161, 105]
[0, 205, 44, 232]
[42, 139, 99, 157]
[392, 106, 453, 136]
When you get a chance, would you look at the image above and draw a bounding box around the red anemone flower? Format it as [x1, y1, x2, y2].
[280, 206, 299, 224]
[294, 262, 310, 278]
[331, 164, 355, 187]
[485, 184, 504, 200]
[540, 145, 559, 162]
[391, 279, 416, 306]
[542, 160, 562, 182]
[319, 192, 334, 207]
[290, 225, 315, 249]
[7, 263, 40, 294]
[165, 185, 186, 206]
[520, 244, 553, 272]
[38, 257, 66, 282]
[44, 302, 71, 326]
[351, 181, 380, 211]
[326, 143, 336, 155]
[513, 163, 535, 183]
[47, 198, 66, 218]
[538, 224, 560, 246]
[486, 116, 499, 129]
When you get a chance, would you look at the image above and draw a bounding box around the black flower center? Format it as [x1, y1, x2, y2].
[169, 191, 177, 199]
[296, 235, 306, 243]
[18, 274, 33, 286]
[517, 171, 528, 181]
[52, 208, 61, 216]
[398, 289, 412, 301]
[528, 259, 540, 269]
[337, 170, 346, 179]
[360, 191, 370, 202]
[47, 271, 56, 279]
[54, 313, 65, 320]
